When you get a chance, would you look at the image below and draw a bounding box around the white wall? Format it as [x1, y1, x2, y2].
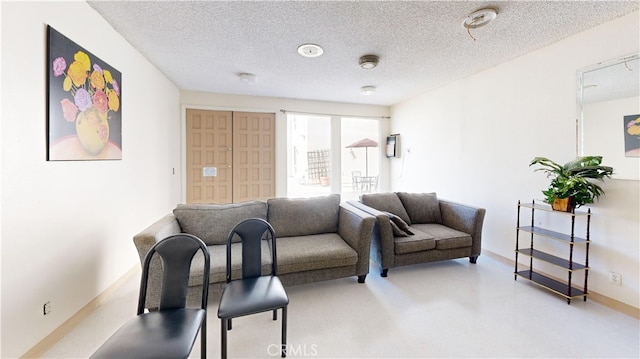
[1, 2, 181, 357]
[390, 11, 640, 308]
[180, 91, 391, 198]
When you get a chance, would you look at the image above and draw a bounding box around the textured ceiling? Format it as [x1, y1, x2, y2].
[87, 1, 639, 106]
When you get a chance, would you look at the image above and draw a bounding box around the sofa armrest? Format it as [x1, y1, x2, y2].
[133, 213, 182, 263]
[346, 201, 395, 271]
[439, 200, 486, 257]
[337, 203, 376, 276]
[132, 213, 182, 308]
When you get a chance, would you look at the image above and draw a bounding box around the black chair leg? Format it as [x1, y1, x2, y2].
[201, 316, 207, 359]
[221, 318, 228, 359]
[228, 318, 232, 330]
[273, 309, 278, 320]
[282, 306, 287, 358]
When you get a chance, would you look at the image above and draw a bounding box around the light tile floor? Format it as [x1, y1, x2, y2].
[43, 255, 639, 358]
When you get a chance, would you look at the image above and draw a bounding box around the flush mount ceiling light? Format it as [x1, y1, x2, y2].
[361, 86, 376, 95]
[463, 8, 497, 29]
[297, 44, 324, 58]
[238, 73, 256, 84]
[359, 55, 379, 69]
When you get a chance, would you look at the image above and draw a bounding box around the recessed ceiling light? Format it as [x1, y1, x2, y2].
[361, 86, 376, 95]
[359, 55, 379, 69]
[298, 44, 324, 58]
[238, 73, 256, 84]
[463, 8, 497, 29]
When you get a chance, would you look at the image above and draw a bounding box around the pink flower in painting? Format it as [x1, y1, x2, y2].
[97, 124, 108, 140]
[60, 98, 78, 122]
[93, 63, 103, 74]
[93, 89, 108, 114]
[53, 57, 66, 77]
[74, 88, 92, 111]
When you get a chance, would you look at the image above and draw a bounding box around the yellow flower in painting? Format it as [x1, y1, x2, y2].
[103, 69, 113, 84]
[74, 51, 91, 72]
[627, 117, 640, 136]
[67, 60, 87, 87]
[90, 70, 105, 90]
[63, 76, 72, 91]
[107, 89, 120, 112]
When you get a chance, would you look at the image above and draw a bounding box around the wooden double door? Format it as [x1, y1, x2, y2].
[186, 109, 275, 204]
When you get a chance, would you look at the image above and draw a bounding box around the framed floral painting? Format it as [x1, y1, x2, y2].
[47, 26, 122, 161]
[624, 114, 640, 158]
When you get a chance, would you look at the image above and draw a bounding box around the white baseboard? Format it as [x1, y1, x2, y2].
[483, 250, 640, 319]
[20, 266, 139, 359]
[20, 251, 640, 358]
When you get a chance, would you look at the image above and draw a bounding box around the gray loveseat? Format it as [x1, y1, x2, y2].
[348, 192, 485, 277]
[133, 194, 375, 308]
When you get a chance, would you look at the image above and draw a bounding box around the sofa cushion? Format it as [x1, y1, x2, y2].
[411, 224, 472, 250]
[275, 233, 358, 274]
[188, 242, 273, 284]
[397, 192, 443, 224]
[394, 228, 435, 254]
[267, 194, 340, 238]
[173, 201, 267, 245]
[360, 193, 412, 225]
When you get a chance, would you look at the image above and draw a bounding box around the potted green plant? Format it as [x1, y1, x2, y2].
[529, 156, 613, 211]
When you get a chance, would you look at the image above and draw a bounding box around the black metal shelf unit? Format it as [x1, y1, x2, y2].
[514, 200, 591, 304]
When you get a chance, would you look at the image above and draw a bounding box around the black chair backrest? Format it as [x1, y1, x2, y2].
[226, 218, 277, 282]
[138, 234, 210, 313]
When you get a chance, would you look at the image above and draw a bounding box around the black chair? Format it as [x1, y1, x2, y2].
[217, 218, 289, 359]
[91, 234, 210, 359]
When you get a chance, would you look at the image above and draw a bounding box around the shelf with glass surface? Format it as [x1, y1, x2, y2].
[514, 200, 591, 304]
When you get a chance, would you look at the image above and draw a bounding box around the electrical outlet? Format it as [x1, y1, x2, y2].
[43, 301, 52, 315]
[609, 272, 622, 286]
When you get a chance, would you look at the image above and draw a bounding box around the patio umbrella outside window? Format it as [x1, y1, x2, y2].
[345, 138, 378, 177]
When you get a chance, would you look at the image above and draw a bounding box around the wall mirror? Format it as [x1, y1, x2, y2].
[577, 53, 639, 180]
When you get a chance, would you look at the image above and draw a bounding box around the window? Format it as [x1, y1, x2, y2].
[286, 114, 331, 198]
[286, 113, 380, 200]
[341, 118, 380, 201]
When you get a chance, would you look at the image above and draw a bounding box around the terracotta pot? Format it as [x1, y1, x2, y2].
[551, 197, 573, 212]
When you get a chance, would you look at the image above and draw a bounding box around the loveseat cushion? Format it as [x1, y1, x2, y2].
[411, 224, 472, 249]
[360, 193, 412, 225]
[267, 194, 340, 237]
[173, 201, 267, 245]
[397, 192, 443, 224]
[394, 228, 435, 254]
[275, 233, 358, 274]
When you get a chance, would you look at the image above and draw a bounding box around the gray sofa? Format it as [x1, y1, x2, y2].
[133, 194, 376, 308]
[347, 192, 485, 277]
